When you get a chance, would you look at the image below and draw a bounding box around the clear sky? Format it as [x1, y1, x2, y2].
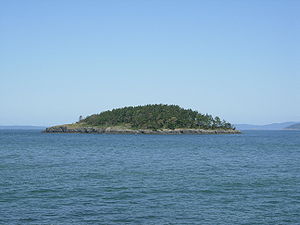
[1, 0, 299, 126]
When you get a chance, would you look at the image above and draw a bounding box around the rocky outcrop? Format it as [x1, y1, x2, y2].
[44, 126, 241, 134]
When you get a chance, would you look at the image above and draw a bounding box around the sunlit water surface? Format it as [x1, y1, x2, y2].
[1, 130, 299, 224]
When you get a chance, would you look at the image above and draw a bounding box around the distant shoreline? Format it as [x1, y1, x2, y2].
[0, 126, 46, 130]
[44, 126, 240, 135]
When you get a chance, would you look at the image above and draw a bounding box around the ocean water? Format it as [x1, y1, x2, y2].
[0, 130, 299, 225]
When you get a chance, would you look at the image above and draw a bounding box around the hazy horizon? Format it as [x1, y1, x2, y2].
[0, 117, 299, 128]
[1, 0, 299, 126]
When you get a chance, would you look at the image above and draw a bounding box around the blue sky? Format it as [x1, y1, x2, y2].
[0, 0, 299, 126]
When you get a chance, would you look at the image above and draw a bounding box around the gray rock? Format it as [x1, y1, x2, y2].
[44, 126, 241, 135]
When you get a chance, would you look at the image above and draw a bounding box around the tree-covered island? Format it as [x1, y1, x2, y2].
[45, 104, 240, 134]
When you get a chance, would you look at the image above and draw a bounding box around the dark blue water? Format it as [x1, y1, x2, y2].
[0, 130, 299, 224]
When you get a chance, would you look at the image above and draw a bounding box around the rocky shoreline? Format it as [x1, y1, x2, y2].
[44, 126, 241, 135]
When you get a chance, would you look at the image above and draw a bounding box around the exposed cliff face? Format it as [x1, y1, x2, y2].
[44, 126, 241, 135]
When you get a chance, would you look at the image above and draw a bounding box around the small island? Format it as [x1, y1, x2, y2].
[45, 104, 240, 134]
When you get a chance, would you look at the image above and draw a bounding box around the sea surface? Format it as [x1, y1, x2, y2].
[0, 130, 299, 225]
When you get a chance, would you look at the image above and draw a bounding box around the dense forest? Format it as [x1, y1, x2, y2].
[80, 104, 235, 130]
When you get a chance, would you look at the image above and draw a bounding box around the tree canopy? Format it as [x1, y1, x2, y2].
[80, 104, 235, 130]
